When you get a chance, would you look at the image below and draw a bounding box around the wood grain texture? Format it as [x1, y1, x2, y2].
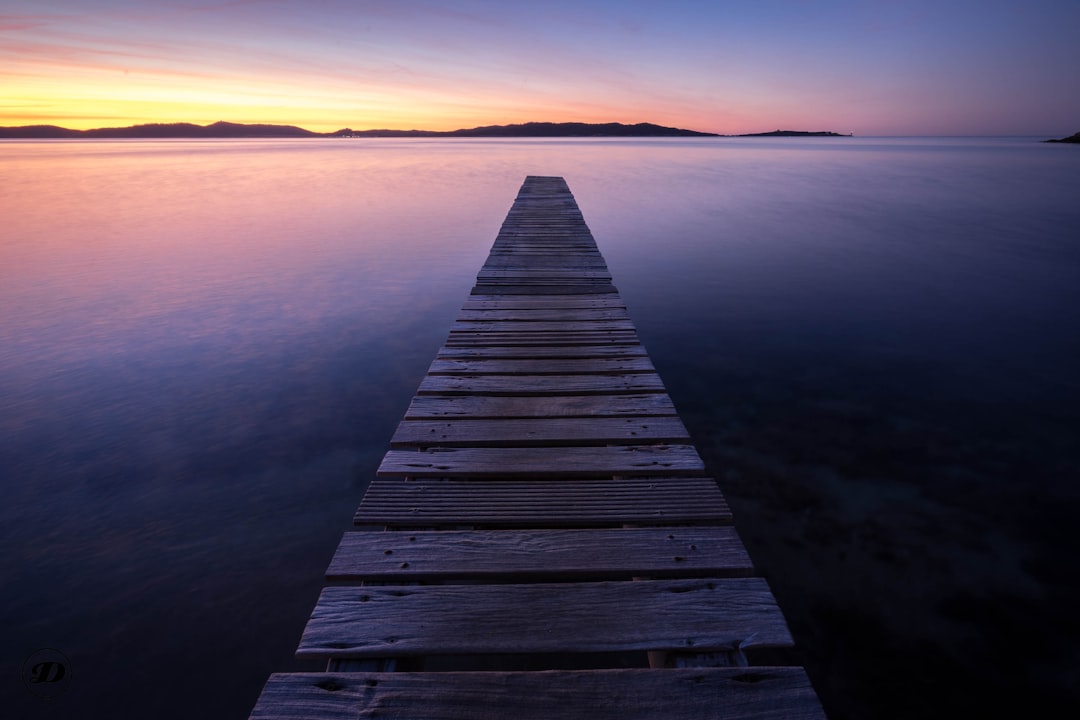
[390, 416, 690, 447]
[327, 527, 753, 581]
[251, 668, 827, 720]
[463, 295, 627, 309]
[444, 331, 639, 346]
[477, 270, 613, 280]
[456, 308, 630, 321]
[417, 373, 665, 396]
[481, 260, 610, 270]
[450, 319, 636, 333]
[354, 476, 732, 527]
[436, 345, 648, 360]
[376, 444, 705, 478]
[404, 393, 678, 419]
[427, 357, 655, 375]
[298, 577, 791, 658]
[468, 284, 620, 295]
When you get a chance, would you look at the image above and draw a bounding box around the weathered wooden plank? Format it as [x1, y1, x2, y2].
[492, 237, 595, 241]
[479, 260, 613, 268]
[436, 345, 648, 360]
[297, 577, 791, 659]
[469, 284, 620, 295]
[487, 241, 600, 247]
[492, 231, 591, 237]
[478, 270, 613, 280]
[327, 527, 752, 582]
[441, 339, 641, 350]
[376, 444, 705, 478]
[251, 668, 827, 720]
[417, 373, 665, 396]
[444, 331, 640, 346]
[455, 308, 630, 321]
[487, 240, 594, 245]
[404, 393, 677, 419]
[488, 235, 595, 240]
[475, 276, 612, 284]
[355, 476, 731, 527]
[478, 272, 607, 278]
[390, 416, 690, 447]
[488, 237, 595, 241]
[492, 238, 596, 243]
[462, 297, 630, 313]
[496, 220, 589, 224]
[451, 320, 636, 334]
[427, 357, 655, 375]
[375, 444, 703, 478]
[463, 295, 627, 310]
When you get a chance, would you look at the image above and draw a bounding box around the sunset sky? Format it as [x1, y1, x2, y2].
[2, 0, 1078, 136]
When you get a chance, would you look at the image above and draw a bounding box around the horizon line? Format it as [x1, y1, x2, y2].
[0, 119, 1072, 140]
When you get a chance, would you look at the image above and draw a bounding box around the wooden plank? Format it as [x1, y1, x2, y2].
[487, 240, 599, 245]
[436, 345, 648, 360]
[451, 320, 635, 333]
[355, 477, 731, 527]
[455, 308, 630, 321]
[477, 270, 612, 280]
[474, 278, 614, 286]
[327, 527, 753, 582]
[404, 394, 678, 419]
[486, 243, 601, 248]
[297, 577, 792, 659]
[489, 237, 594, 242]
[427, 357, 655, 375]
[463, 295, 627, 309]
[481, 259, 610, 268]
[469, 285, 620, 295]
[251, 668, 827, 720]
[377, 444, 705, 478]
[444, 332, 640, 346]
[390, 416, 690, 447]
[487, 242, 597, 246]
[416, 373, 665, 396]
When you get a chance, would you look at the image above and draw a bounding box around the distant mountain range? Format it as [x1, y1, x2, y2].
[0, 121, 859, 139]
[1045, 132, 1080, 144]
[0, 121, 719, 139]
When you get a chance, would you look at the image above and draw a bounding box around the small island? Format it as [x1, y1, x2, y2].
[1045, 132, 1080, 144]
[736, 130, 851, 137]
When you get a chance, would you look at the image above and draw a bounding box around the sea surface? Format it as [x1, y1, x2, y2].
[2, 137, 1078, 719]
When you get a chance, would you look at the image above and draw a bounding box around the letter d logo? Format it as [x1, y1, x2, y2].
[22, 649, 73, 699]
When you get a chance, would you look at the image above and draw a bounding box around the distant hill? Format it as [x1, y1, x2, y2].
[736, 130, 850, 137]
[0, 120, 718, 139]
[0, 121, 320, 139]
[447, 122, 716, 137]
[1045, 132, 1080, 144]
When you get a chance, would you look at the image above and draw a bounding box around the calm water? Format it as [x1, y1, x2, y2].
[2, 138, 1078, 718]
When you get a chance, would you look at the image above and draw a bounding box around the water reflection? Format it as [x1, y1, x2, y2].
[2, 137, 1078, 719]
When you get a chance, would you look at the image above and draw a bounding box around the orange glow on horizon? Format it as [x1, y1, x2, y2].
[2, 63, 730, 133]
[3, 1, 1077, 137]
[1, 89, 730, 134]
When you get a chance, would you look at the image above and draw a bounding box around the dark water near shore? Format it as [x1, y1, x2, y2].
[2, 137, 1078, 718]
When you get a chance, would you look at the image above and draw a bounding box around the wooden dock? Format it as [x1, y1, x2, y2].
[249, 177, 827, 719]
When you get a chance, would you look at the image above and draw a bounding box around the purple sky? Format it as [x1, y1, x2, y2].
[2, 0, 1078, 135]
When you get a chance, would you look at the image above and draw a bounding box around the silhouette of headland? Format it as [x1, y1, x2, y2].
[0, 121, 719, 139]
